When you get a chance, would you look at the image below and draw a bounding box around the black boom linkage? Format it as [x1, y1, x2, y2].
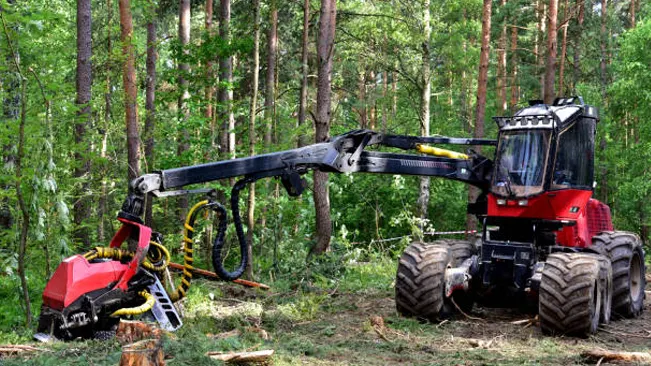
[119, 130, 496, 280]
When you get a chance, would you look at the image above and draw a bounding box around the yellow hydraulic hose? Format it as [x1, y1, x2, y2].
[111, 291, 155, 316]
[83, 241, 170, 272]
[168, 200, 208, 302]
[416, 144, 469, 160]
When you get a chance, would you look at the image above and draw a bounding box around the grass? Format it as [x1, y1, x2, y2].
[1, 255, 650, 365]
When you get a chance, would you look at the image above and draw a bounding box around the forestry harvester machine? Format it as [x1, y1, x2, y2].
[36, 96, 645, 341]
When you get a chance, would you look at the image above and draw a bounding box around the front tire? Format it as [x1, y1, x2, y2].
[395, 242, 450, 321]
[539, 253, 602, 336]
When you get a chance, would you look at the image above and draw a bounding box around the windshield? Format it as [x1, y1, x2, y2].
[492, 130, 551, 197]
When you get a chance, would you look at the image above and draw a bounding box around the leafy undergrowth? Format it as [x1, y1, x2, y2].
[2, 260, 650, 365]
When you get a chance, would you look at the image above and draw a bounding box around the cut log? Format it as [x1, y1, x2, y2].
[116, 320, 162, 345]
[207, 349, 274, 363]
[581, 349, 651, 363]
[119, 339, 165, 366]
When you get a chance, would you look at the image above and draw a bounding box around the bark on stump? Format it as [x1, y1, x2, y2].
[117, 320, 165, 366]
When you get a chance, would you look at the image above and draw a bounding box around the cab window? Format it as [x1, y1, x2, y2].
[552, 119, 594, 190]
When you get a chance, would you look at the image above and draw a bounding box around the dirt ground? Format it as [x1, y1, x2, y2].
[1, 274, 649, 366]
[258, 274, 651, 365]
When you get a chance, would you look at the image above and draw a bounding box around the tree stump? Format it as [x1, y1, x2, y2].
[119, 339, 165, 366]
[117, 320, 165, 366]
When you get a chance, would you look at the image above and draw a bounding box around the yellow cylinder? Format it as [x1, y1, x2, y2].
[416, 144, 469, 160]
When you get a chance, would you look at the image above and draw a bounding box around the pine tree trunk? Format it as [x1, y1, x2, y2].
[599, 0, 608, 101]
[177, 0, 190, 220]
[297, 0, 309, 147]
[144, 4, 157, 227]
[264, 0, 277, 151]
[537, 0, 545, 99]
[572, 0, 584, 91]
[497, 0, 507, 113]
[75, 0, 92, 248]
[98, 0, 112, 241]
[119, 0, 140, 181]
[467, 0, 492, 234]
[219, 0, 235, 159]
[357, 68, 367, 128]
[629, 0, 636, 28]
[544, 0, 558, 104]
[245, 0, 260, 280]
[558, 0, 568, 96]
[369, 70, 376, 130]
[510, 24, 518, 109]
[311, 0, 337, 255]
[417, 0, 432, 224]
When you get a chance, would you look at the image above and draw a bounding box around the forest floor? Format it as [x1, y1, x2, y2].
[1, 265, 650, 365]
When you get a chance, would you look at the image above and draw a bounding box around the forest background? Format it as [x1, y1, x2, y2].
[0, 0, 649, 338]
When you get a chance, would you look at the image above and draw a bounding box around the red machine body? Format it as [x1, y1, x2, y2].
[486, 190, 613, 248]
[40, 217, 152, 316]
[42, 256, 128, 311]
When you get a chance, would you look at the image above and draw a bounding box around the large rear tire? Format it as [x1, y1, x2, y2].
[592, 231, 646, 318]
[395, 240, 475, 321]
[395, 242, 449, 321]
[539, 253, 603, 336]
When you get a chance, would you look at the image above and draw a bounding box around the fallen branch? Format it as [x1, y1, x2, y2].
[369, 315, 391, 343]
[207, 349, 274, 363]
[463, 338, 493, 349]
[581, 349, 651, 363]
[450, 297, 484, 321]
[599, 327, 651, 339]
[168, 262, 270, 290]
[0, 345, 46, 357]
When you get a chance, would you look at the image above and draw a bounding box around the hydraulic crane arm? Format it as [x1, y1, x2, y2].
[118, 129, 495, 281]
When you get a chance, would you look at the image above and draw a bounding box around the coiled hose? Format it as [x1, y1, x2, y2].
[212, 178, 250, 281]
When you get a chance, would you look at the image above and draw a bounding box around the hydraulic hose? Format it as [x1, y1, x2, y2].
[83, 241, 170, 273]
[168, 200, 206, 302]
[212, 178, 251, 281]
[111, 290, 155, 316]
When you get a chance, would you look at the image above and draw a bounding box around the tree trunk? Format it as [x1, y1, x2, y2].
[98, 0, 112, 241]
[381, 70, 388, 133]
[417, 0, 432, 224]
[544, 0, 558, 104]
[203, 0, 214, 255]
[510, 24, 518, 109]
[260, 0, 278, 234]
[245, 0, 260, 280]
[16, 81, 32, 327]
[205, 0, 214, 124]
[298, 0, 309, 147]
[177, 0, 190, 220]
[311, 0, 337, 255]
[467, 0, 492, 234]
[629, 0, 635, 28]
[391, 69, 397, 120]
[74, 0, 92, 249]
[600, 0, 607, 101]
[219, 0, 235, 159]
[572, 0, 584, 92]
[537, 0, 545, 99]
[264, 0, 278, 151]
[497, 0, 507, 113]
[369, 70, 376, 130]
[558, 0, 568, 96]
[144, 4, 157, 227]
[119, 0, 140, 181]
[357, 68, 367, 128]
